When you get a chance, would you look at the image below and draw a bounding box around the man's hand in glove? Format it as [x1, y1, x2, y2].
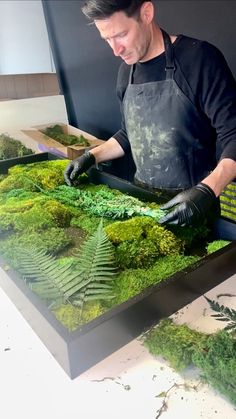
[159, 183, 218, 226]
[64, 150, 95, 186]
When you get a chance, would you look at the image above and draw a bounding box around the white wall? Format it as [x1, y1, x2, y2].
[0, 0, 54, 75]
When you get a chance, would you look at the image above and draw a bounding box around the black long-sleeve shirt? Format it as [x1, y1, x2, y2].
[113, 34, 236, 162]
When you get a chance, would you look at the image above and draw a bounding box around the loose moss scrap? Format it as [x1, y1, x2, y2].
[144, 319, 236, 405]
[144, 318, 207, 370]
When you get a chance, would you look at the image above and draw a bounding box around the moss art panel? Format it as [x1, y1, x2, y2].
[0, 159, 230, 331]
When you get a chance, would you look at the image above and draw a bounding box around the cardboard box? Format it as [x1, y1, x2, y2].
[22, 123, 104, 158]
[0, 153, 236, 378]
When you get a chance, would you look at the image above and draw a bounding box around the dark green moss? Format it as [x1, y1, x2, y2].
[0, 228, 71, 266]
[192, 330, 236, 404]
[0, 133, 34, 160]
[43, 124, 90, 146]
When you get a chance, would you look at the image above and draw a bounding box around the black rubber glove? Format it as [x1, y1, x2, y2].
[64, 150, 95, 186]
[159, 183, 218, 226]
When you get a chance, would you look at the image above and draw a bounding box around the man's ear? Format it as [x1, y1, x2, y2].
[140, 1, 154, 25]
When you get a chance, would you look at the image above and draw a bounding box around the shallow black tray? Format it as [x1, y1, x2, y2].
[0, 153, 236, 378]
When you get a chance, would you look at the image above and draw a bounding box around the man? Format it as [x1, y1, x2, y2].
[64, 0, 236, 239]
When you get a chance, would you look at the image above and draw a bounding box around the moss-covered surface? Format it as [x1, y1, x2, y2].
[220, 182, 236, 222]
[144, 318, 236, 405]
[0, 159, 229, 331]
[206, 239, 230, 254]
[42, 124, 90, 146]
[0, 133, 34, 160]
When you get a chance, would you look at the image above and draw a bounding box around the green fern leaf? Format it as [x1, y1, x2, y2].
[15, 220, 117, 320]
[205, 296, 236, 334]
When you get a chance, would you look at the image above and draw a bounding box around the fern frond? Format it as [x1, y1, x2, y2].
[15, 220, 117, 320]
[204, 296, 236, 334]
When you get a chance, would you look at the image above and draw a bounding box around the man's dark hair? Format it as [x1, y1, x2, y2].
[82, 0, 150, 21]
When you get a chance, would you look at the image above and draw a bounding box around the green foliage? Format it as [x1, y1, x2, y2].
[15, 221, 117, 317]
[206, 240, 230, 255]
[113, 255, 200, 305]
[52, 301, 105, 331]
[220, 182, 236, 222]
[147, 225, 183, 255]
[144, 319, 208, 370]
[116, 238, 159, 269]
[0, 196, 72, 232]
[192, 330, 236, 404]
[0, 160, 68, 192]
[105, 216, 151, 244]
[43, 124, 90, 146]
[144, 319, 236, 405]
[0, 133, 34, 160]
[45, 184, 165, 221]
[169, 223, 210, 248]
[105, 217, 184, 269]
[205, 296, 236, 334]
[0, 228, 71, 266]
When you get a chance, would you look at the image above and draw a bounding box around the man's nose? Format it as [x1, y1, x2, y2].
[110, 39, 124, 56]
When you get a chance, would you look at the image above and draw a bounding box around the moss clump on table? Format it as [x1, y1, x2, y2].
[42, 124, 90, 146]
[144, 318, 236, 405]
[0, 133, 34, 160]
[0, 159, 222, 331]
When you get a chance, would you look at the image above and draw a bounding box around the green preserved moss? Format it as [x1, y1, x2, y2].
[104, 216, 147, 243]
[144, 318, 208, 370]
[0, 197, 72, 232]
[43, 124, 90, 146]
[0, 228, 71, 266]
[113, 255, 200, 305]
[147, 225, 183, 255]
[0, 133, 34, 160]
[105, 217, 184, 269]
[192, 330, 236, 404]
[0, 160, 68, 192]
[52, 301, 104, 331]
[144, 319, 236, 405]
[206, 240, 230, 255]
[116, 238, 159, 269]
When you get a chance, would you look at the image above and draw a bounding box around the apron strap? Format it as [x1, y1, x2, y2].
[161, 29, 175, 79]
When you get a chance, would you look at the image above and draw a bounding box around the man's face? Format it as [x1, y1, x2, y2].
[95, 11, 152, 65]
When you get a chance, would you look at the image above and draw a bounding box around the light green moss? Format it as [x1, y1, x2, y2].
[206, 240, 230, 255]
[144, 318, 207, 370]
[0, 160, 68, 192]
[116, 238, 159, 269]
[52, 301, 105, 331]
[113, 255, 200, 305]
